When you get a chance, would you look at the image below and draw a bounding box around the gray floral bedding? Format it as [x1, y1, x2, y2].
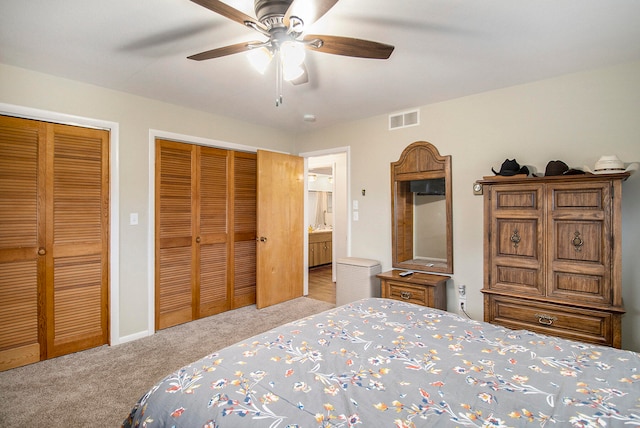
[123, 298, 640, 427]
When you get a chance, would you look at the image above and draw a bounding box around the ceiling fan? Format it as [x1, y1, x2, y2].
[187, 0, 395, 106]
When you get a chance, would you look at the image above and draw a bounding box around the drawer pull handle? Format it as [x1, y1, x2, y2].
[510, 228, 521, 249]
[535, 313, 557, 326]
[572, 231, 583, 252]
[400, 291, 412, 300]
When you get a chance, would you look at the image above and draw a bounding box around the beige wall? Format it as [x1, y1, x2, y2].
[0, 63, 295, 339]
[1, 60, 639, 351]
[295, 60, 640, 351]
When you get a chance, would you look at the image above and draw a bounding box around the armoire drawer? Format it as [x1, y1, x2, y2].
[485, 295, 620, 347]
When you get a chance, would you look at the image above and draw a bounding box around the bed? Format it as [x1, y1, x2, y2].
[122, 298, 640, 427]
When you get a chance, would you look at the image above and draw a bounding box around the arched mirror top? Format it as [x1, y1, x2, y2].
[393, 141, 449, 177]
[391, 141, 453, 274]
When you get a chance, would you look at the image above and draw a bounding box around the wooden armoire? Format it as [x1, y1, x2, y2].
[0, 115, 110, 371]
[479, 173, 628, 348]
[155, 139, 257, 330]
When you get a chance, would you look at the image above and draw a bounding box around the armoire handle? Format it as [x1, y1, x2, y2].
[535, 313, 557, 326]
[38, 248, 46, 255]
[572, 231, 583, 252]
[510, 228, 521, 249]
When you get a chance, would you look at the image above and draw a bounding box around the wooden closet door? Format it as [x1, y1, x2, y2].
[0, 116, 109, 369]
[46, 123, 110, 358]
[0, 116, 45, 370]
[156, 140, 196, 330]
[232, 152, 257, 308]
[198, 147, 230, 317]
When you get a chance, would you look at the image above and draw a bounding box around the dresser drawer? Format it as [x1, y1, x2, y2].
[378, 271, 448, 310]
[384, 281, 428, 306]
[485, 295, 620, 347]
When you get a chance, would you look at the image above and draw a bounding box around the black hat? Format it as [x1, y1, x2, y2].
[492, 159, 529, 176]
[544, 160, 569, 176]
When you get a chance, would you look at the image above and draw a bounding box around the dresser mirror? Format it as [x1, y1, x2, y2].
[391, 141, 453, 274]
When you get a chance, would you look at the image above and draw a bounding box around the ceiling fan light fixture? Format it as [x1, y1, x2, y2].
[247, 47, 273, 74]
[283, 63, 305, 81]
[186, 0, 394, 106]
[280, 41, 305, 67]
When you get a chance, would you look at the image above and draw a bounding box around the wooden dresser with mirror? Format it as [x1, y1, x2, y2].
[478, 172, 629, 348]
[378, 141, 452, 308]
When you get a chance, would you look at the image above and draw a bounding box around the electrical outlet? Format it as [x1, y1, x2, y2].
[458, 284, 467, 314]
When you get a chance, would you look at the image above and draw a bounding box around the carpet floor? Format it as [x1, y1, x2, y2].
[0, 297, 334, 427]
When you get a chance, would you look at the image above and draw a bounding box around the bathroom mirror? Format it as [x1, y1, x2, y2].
[391, 141, 453, 274]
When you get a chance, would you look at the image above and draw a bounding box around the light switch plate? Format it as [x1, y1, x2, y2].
[130, 212, 138, 225]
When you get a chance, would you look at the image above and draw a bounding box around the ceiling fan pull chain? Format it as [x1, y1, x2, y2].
[275, 52, 283, 106]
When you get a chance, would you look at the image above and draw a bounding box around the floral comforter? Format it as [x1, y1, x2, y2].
[123, 298, 640, 427]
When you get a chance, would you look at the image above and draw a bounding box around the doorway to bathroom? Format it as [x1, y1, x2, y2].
[302, 149, 349, 305]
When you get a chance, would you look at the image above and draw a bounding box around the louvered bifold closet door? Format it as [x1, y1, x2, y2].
[0, 116, 45, 370]
[198, 147, 230, 317]
[232, 152, 257, 308]
[156, 140, 196, 330]
[0, 116, 109, 370]
[47, 123, 110, 358]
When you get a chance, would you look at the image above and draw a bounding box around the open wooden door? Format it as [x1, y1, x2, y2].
[256, 150, 303, 308]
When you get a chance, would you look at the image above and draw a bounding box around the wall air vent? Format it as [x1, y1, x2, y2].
[388, 109, 420, 130]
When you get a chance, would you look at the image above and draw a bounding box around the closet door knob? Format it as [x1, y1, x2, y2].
[38, 248, 46, 255]
[195, 237, 201, 243]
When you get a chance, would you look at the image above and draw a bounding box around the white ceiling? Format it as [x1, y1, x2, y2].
[2, 0, 640, 133]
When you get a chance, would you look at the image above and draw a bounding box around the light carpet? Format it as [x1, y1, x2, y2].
[0, 297, 334, 427]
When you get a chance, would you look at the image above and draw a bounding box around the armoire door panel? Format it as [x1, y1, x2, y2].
[495, 189, 540, 210]
[549, 271, 607, 302]
[548, 182, 611, 306]
[492, 264, 544, 295]
[554, 221, 603, 263]
[553, 187, 605, 210]
[495, 219, 539, 258]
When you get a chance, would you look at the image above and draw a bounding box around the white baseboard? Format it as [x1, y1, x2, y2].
[118, 330, 152, 345]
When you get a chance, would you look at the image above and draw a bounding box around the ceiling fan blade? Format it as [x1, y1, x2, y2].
[290, 63, 309, 85]
[190, 0, 267, 32]
[284, 0, 339, 28]
[303, 35, 394, 59]
[188, 41, 262, 61]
